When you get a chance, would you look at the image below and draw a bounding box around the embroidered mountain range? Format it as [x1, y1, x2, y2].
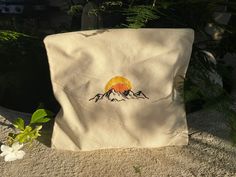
[89, 76, 149, 102]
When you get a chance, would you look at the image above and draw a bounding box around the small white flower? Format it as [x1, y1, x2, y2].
[0, 142, 25, 162]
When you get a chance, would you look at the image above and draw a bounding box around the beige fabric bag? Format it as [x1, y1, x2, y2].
[44, 29, 194, 151]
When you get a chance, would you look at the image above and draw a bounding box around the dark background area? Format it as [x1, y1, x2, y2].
[0, 0, 235, 114]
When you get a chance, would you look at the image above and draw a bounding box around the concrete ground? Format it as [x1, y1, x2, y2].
[0, 98, 236, 177]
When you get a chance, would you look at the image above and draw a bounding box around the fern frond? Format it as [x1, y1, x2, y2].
[124, 5, 159, 28]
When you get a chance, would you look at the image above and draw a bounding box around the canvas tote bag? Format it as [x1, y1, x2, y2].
[44, 29, 194, 151]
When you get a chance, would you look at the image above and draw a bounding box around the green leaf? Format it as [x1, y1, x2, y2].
[35, 117, 51, 123]
[15, 126, 33, 143]
[13, 118, 25, 131]
[124, 5, 159, 28]
[31, 125, 42, 138]
[14, 125, 42, 144]
[30, 109, 53, 124]
[67, 5, 83, 16]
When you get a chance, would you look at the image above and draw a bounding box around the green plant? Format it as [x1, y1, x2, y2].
[0, 108, 53, 161]
[8, 109, 53, 145]
[123, 5, 159, 28]
[67, 5, 83, 16]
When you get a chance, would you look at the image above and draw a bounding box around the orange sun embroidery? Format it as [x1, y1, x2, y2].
[105, 76, 132, 93]
[89, 76, 149, 102]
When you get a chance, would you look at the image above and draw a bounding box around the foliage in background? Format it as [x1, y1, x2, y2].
[0, 31, 59, 112]
[67, 5, 83, 16]
[123, 5, 159, 28]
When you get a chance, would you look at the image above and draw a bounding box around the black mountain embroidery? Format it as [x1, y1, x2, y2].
[89, 89, 149, 103]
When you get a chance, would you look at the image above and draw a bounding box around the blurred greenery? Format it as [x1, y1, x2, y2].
[0, 30, 59, 113]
